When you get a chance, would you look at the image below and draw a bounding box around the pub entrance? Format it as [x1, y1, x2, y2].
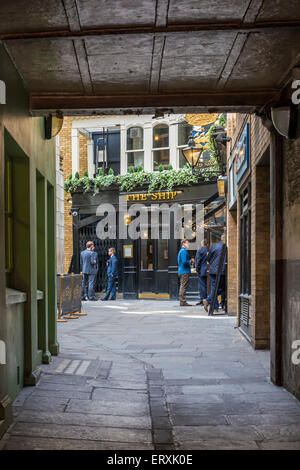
[138, 229, 170, 299]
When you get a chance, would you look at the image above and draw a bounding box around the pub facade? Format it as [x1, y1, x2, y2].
[70, 181, 225, 300]
[61, 114, 226, 300]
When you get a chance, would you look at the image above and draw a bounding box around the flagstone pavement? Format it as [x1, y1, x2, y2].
[1, 300, 300, 450]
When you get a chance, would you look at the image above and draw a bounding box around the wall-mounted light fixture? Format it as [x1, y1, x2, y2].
[211, 126, 231, 175]
[124, 213, 131, 226]
[70, 208, 79, 217]
[217, 175, 228, 198]
[270, 104, 300, 139]
[181, 132, 203, 172]
[45, 110, 64, 140]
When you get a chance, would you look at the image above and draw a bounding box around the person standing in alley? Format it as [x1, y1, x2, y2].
[101, 247, 118, 301]
[195, 239, 208, 306]
[81, 241, 98, 301]
[177, 239, 194, 307]
[203, 234, 226, 313]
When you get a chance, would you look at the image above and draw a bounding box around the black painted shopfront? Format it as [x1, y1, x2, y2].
[70, 183, 225, 300]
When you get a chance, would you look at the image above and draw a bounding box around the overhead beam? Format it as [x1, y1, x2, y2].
[243, 0, 264, 24]
[216, 33, 249, 89]
[2, 21, 300, 41]
[149, 35, 165, 93]
[155, 0, 170, 28]
[62, 0, 81, 32]
[30, 89, 281, 114]
[73, 39, 94, 95]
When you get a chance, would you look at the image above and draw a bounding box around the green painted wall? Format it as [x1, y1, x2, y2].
[0, 42, 58, 437]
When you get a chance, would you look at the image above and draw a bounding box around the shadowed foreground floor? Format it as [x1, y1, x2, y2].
[1, 300, 300, 450]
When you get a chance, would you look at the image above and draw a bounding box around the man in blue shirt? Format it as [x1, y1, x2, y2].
[203, 235, 227, 312]
[177, 239, 194, 306]
[195, 239, 208, 306]
[101, 247, 118, 301]
[81, 241, 98, 301]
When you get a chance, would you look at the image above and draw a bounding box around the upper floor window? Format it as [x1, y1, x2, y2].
[126, 127, 144, 170]
[177, 123, 193, 168]
[153, 123, 169, 170]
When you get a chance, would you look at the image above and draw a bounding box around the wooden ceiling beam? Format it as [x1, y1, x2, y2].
[30, 89, 280, 113]
[2, 22, 300, 41]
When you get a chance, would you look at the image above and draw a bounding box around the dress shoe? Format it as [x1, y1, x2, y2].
[196, 301, 203, 306]
[180, 302, 193, 306]
[203, 299, 209, 312]
[89, 297, 98, 301]
[101, 298, 108, 301]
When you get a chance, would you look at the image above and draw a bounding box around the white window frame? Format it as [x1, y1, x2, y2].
[126, 126, 144, 170]
[152, 122, 170, 170]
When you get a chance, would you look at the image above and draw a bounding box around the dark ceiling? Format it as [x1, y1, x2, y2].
[1, 0, 300, 115]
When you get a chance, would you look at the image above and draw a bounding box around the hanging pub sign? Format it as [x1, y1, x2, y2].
[234, 122, 250, 184]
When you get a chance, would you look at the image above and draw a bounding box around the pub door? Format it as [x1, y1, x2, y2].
[138, 233, 169, 298]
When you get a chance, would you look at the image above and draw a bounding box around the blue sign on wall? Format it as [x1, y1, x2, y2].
[234, 123, 250, 184]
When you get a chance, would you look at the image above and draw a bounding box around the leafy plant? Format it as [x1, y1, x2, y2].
[74, 171, 80, 179]
[207, 114, 227, 169]
[65, 165, 220, 195]
[117, 169, 148, 192]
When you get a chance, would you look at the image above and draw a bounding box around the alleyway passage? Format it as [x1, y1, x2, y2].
[1, 301, 300, 450]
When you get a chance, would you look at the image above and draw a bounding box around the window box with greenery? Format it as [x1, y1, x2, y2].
[64, 162, 220, 197]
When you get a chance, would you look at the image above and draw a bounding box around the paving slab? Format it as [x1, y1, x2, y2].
[227, 413, 300, 426]
[171, 414, 229, 426]
[259, 440, 300, 450]
[87, 379, 147, 390]
[176, 439, 260, 450]
[14, 409, 152, 429]
[92, 388, 147, 402]
[1, 435, 154, 450]
[66, 398, 150, 417]
[22, 396, 70, 412]
[10, 422, 152, 444]
[166, 394, 223, 404]
[173, 425, 262, 442]
[40, 374, 87, 385]
[36, 382, 93, 393]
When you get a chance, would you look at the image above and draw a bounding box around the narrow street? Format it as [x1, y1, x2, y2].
[1, 301, 300, 451]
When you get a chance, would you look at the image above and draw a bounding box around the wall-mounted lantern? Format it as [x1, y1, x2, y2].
[211, 126, 231, 174]
[217, 175, 228, 197]
[45, 110, 64, 140]
[181, 133, 203, 172]
[271, 104, 300, 139]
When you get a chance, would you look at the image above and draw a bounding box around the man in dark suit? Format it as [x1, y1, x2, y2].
[102, 247, 118, 301]
[195, 239, 208, 306]
[81, 241, 98, 301]
[203, 234, 226, 312]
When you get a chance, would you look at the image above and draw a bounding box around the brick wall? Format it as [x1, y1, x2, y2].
[60, 118, 90, 272]
[79, 132, 88, 176]
[227, 113, 271, 347]
[227, 208, 238, 316]
[249, 115, 270, 348]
